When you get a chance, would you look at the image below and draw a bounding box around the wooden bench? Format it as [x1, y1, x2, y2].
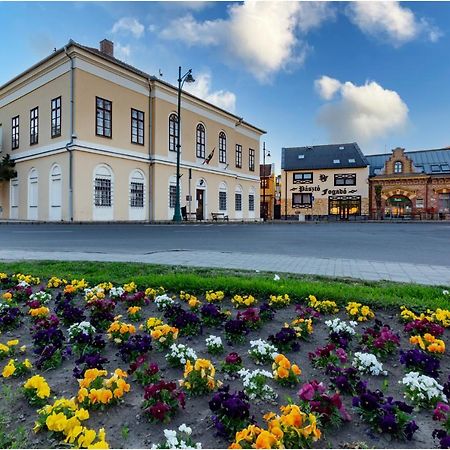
[211, 212, 229, 222]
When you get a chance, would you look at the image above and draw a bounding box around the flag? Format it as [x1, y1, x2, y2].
[202, 147, 215, 165]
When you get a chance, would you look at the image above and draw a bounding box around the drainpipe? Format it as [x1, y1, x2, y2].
[147, 79, 153, 222]
[64, 44, 75, 222]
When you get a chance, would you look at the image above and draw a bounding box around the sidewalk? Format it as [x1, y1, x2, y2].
[1, 249, 449, 286]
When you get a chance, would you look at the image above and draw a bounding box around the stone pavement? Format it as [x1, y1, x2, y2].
[1, 249, 449, 286]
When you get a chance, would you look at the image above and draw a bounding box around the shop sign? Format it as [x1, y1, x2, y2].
[322, 188, 358, 196]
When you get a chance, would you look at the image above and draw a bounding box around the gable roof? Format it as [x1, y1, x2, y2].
[281, 142, 368, 171]
[366, 148, 450, 176]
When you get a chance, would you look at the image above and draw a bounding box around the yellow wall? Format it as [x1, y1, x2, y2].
[74, 68, 149, 156]
[0, 45, 263, 221]
[0, 71, 70, 155]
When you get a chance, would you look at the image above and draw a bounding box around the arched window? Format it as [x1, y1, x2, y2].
[394, 161, 403, 174]
[169, 113, 178, 153]
[94, 165, 113, 207]
[130, 170, 145, 208]
[218, 181, 227, 211]
[219, 131, 227, 163]
[196, 123, 206, 158]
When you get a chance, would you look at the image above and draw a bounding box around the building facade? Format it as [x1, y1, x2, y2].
[0, 39, 264, 222]
[367, 147, 450, 219]
[259, 163, 275, 220]
[281, 143, 369, 219]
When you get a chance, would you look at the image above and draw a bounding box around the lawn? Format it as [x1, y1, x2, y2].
[0, 262, 450, 449]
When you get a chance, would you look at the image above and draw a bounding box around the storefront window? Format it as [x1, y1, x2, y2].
[385, 195, 412, 217]
[328, 196, 361, 217]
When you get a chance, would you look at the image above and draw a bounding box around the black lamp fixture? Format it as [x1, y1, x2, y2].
[173, 67, 195, 222]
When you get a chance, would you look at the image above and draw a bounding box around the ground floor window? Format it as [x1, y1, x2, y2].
[130, 182, 144, 207]
[94, 178, 112, 206]
[439, 193, 450, 211]
[292, 193, 312, 208]
[235, 193, 242, 211]
[249, 194, 255, 211]
[329, 195, 361, 217]
[219, 191, 227, 211]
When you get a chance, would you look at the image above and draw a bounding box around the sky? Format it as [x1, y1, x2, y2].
[1, 0, 450, 173]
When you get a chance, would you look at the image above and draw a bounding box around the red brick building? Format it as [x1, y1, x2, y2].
[367, 147, 450, 219]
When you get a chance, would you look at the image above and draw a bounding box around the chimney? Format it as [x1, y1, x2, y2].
[99, 39, 114, 57]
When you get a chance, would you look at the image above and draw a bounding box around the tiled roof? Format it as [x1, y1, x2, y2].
[366, 148, 450, 176]
[281, 142, 368, 171]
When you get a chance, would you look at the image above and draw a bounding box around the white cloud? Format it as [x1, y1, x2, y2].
[114, 43, 131, 62]
[315, 76, 409, 144]
[347, 2, 442, 46]
[159, 14, 223, 46]
[160, 1, 334, 82]
[185, 72, 236, 112]
[315, 75, 342, 100]
[111, 17, 145, 39]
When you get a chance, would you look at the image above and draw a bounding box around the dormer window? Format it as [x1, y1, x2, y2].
[394, 161, 403, 174]
[333, 159, 340, 164]
[348, 158, 356, 163]
[298, 154, 304, 159]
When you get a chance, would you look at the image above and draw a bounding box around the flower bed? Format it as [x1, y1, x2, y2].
[0, 271, 450, 448]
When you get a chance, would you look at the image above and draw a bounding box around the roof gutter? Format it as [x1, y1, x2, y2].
[64, 43, 75, 222]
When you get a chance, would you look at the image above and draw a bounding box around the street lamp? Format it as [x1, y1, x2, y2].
[173, 66, 195, 222]
[262, 142, 271, 221]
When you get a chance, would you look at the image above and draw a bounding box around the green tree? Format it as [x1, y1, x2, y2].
[0, 155, 16, 181]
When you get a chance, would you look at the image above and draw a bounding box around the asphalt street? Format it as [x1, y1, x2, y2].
[0, 222, 449, 267]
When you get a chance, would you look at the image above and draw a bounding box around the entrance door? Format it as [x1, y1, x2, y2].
[339, 204, 349, 220]
[196, 189, 204, 220]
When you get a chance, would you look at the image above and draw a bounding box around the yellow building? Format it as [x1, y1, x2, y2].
[259, 163, 275, 220]
[0, 39, 265, 222]
[281, 143, 369, 219]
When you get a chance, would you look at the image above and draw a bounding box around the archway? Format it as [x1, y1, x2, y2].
[385, 195, 413, 218]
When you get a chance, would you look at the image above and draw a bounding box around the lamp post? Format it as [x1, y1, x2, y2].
[262, 142, 271, 221]
[173, 66, 195, 222]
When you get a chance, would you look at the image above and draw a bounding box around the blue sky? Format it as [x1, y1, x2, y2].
[1, 1, 450, 172]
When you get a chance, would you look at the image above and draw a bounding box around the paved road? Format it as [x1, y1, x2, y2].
[0, 222, 449, 285]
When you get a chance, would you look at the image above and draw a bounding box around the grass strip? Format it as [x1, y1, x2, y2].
[0, 260, 449, 310]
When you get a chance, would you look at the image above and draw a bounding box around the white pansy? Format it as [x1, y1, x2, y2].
[400, 371, 446, 405]
[29, 291, 52, 304]
[178, 424, 192, 435]
[166, 343, 197, 366]
[325, 318, 357, 335]
[238, 368, 276, 401]
[155, 294, 175, 310]
[353, 352, 387, 376]
[17, 280, 30, 288]
[68, 321, 96, 339]
[109, 286, 125, 298]
[248, 339, 278, 364]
